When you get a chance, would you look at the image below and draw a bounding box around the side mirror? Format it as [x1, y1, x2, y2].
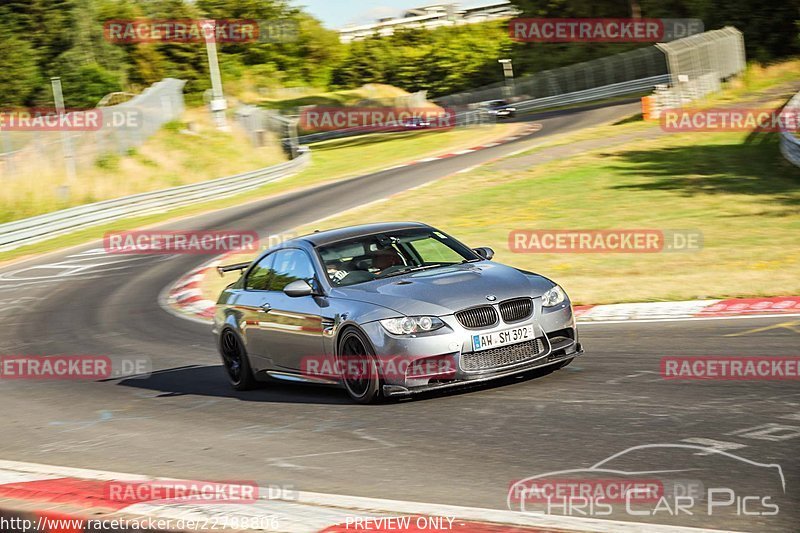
[284, 279, 314, 297]
[473, 247, 495, 260]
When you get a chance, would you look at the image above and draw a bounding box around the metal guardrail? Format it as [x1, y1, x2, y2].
[514, 75, 671, 113]
[779, 91, 800, 168]
[0, 152, 310, 252]
[293, 76, 669, 145]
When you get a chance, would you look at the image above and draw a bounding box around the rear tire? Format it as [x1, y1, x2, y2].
[219, 329, 257, 391]
[338, 328, 381, 404]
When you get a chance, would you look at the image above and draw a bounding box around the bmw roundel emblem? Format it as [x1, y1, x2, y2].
[486, 295, 497, 302]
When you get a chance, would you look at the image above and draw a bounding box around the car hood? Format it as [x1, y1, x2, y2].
[330, 262, 555, 316]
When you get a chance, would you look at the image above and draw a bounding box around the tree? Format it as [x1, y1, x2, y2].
[0, 18, 41, 106]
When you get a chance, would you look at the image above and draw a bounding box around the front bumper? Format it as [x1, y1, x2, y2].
[382, 345, 583, 397]
[360, 299, 582, 396]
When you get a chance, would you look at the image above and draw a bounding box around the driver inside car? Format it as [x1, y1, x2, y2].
[367, 246, 405, 274]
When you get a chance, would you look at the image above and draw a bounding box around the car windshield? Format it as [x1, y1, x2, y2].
[317, 228, 479, 287]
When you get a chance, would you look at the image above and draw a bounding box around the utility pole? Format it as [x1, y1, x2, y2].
[51, 77, 77, 193]
[498, 59, 515, 99]
[202, 20, 228, 130]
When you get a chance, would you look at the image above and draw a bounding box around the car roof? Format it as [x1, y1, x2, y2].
[295, 222, 433, 247]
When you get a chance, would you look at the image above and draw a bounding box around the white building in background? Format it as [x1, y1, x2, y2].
[339, 1, 519, 43]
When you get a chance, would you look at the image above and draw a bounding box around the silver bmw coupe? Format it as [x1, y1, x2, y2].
[213, 222, 583, 403]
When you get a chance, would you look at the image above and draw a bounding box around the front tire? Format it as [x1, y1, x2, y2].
[219, 329, 257, 391]
[338, 328, 381, 404]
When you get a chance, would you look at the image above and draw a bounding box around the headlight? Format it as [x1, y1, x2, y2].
[380, 316, 445, 335]
[542, 285, 567, 307]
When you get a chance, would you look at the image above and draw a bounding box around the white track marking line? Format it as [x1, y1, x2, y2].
[0, 460, 741, 533]
[456, 165, 480, 174]
[504, 146, 534, 157]
[579, 313, 800, 325]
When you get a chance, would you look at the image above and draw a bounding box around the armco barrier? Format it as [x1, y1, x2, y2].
[0, 151, 310, 253]
[295, 76, 670, 146]
[514, 75, 671, 113]
[779, 90, 800, 168]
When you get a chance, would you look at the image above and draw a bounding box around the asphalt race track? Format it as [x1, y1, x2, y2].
[0, 101, 797, 532]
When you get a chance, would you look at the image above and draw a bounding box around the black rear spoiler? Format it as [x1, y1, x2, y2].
[216, 262, 251, 277]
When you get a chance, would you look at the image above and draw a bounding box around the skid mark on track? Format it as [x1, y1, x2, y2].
[48, 409, 150, 432]
[0, 249, 175, 289]
[224, 422, 306, 439]
[728, 423, 800, 442]
[604, 370, 661, 385]
[252, 428, 400, 470]
[680, 437, 748, 454]
[269, 446, 394, 463]
[725, 319, 800, 336]
[38, 432, 142, 453]
[352, 428, 397, 448]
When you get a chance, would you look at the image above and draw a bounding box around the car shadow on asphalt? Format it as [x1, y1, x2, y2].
[112, 364, 564, 405]
[113, 365, 353, 405]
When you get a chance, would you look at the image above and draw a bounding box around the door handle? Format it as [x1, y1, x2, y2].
[258, 302, 272, 313]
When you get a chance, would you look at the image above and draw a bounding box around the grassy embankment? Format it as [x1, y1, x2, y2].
[0, 111, 517, 264]
[281, 61, 800, 304]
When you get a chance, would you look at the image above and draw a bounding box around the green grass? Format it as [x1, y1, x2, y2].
[259, 84, 411, 113]
[0, 108, 285, 224]
[698, 60, 800, 106]
[296, 128, 800, 305]
[202, 60, 800, 305]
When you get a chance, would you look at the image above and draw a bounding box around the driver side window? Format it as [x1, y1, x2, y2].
[245, 253, 275, 291]
[267, 249, 316, 292]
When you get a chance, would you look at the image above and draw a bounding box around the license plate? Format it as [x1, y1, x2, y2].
[471, 325, 534, 351]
